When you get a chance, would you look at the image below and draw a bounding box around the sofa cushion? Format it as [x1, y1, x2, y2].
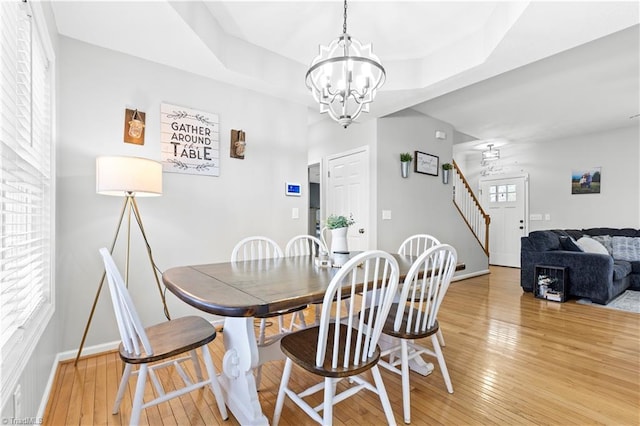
[590, 235, 613, 255]
[576, 236, 609, 255]
[529, 231, 561, 251]
[613, 260, 632, 280]
[559, 236, 582, 252]
[629, 261, 640, 274]
[612, 236, 640, 261]
[584, 228, 640, 238]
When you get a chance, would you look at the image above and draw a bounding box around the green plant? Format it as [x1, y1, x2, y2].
[400, 152, 413, 162]
[326, 214, 355, 229]
[442, 162, 453, 170]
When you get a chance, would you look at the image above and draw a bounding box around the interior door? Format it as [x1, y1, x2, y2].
[326, 148, 370, 251]
[479, 176, 528, 267]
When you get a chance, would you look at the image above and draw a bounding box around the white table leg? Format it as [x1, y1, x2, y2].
[218, 317, 269, 425]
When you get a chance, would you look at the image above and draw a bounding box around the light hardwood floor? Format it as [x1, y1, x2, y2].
[44, 266, 640, 425]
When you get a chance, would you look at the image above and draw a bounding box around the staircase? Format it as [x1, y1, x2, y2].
[451, 160, 490, 256]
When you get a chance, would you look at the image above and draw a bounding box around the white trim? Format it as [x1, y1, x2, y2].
[452, 269, 491, 281]
[58, 340, 121, 362]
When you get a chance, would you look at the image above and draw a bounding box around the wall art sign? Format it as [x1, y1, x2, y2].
[414, 151, 439, 176]
[124, 108, 145, 145]
[571, 167, 601, 194]
[160, 103, 220, 176]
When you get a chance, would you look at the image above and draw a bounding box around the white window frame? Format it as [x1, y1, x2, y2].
[0, 0, 56, 410]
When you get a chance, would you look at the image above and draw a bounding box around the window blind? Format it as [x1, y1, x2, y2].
[0, 0, 53, 407]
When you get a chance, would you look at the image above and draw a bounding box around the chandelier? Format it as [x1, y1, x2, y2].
[482, 144, 501, 162]
[305, 0, 386, 128]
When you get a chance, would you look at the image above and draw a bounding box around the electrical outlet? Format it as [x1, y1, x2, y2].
[291, 207, 299, 219]
[382, 210, 392, 220]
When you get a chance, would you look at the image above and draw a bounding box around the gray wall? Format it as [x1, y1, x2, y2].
[376, 110, 489, 275]
[455, 125, 640, 230]
[307, 110, 489, 276]
[55, 36, 309, 354]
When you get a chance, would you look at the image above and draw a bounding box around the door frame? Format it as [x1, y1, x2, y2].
[478, 173, 530, 264]
[323, 146, 373, 250]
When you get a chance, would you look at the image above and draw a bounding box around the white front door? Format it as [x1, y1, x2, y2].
[326, 148, 370, 251]
[479, 175, 528, 267]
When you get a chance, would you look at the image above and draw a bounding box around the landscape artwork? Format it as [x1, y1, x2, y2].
[571, 167, 601, 194]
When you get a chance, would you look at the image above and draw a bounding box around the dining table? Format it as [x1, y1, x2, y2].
[162, 253, 465, 425]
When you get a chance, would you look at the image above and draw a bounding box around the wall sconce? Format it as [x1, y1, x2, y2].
[124, 108, 146, 145]
[230, 129, 246, 159]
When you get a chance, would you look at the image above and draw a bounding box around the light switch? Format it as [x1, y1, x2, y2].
[292, 208, 299, 219]
[382, 210, 392, 220]
[545, 213, 551, 221]
[530, 214, 542, 221]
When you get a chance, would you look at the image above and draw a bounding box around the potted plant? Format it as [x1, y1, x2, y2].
[322, 214, 355, 255]
[442, 162, 452, 184]
[400, 152, 413, 178]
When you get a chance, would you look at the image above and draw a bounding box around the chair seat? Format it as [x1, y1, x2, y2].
[119, 316, 217, 364]
[364, 304, 439, 340]
[280, 323, 380, 378]
[256, 304, 307, 319]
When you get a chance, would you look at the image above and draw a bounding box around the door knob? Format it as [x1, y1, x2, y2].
[519, 226, 524, 229]
[519, 220, 524, 223]
[359, 228, 365, 234]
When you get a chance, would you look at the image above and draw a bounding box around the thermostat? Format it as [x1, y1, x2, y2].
[285, 182, 301, 196]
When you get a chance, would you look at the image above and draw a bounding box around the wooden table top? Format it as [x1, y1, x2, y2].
[163, 253, 465, 318]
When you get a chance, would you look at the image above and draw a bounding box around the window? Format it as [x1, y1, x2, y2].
[0, 0, 54, 408]
[488, 184, 516, 203]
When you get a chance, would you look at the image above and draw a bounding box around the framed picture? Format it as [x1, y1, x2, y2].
[415, 151, 439, 176]
[571, 167, 601, 194]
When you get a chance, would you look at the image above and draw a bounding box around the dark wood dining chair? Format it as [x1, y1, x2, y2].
[99, 248, 228, 426]
[378, 244, 457, 424]
[272, 250, 400, 425]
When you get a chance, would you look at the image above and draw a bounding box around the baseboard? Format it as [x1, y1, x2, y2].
[57, 340, 121, 362]
[37, 340, 120, 418]
[453, 269, 490, 281]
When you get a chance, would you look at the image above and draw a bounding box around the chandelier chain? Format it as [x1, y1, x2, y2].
[343, 0, 348, 35]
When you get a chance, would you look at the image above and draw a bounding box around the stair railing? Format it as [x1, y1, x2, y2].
[451, 160, 490, 256]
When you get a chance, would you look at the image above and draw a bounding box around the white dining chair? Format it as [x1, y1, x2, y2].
[272, 250, 400, 426]
[231, 236, 307, 387]
[285, 234, 327, 326]
[99, 248, 228, 426]
[398, 234, 446, 347]
[378, 244, 458, 424]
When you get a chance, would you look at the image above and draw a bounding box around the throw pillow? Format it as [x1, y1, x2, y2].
[612, 236, 640, 261]
[559, 236, 582, 252]
[576, 236, 610, 256]
[590, 235, 613, 255]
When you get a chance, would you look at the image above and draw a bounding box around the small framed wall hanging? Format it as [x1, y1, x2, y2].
[415, 151, 439, 176]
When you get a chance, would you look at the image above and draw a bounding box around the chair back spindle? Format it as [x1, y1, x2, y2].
[231, 236, 283, 262]
[99, 248, 153, 357]
[285, 235, 326, 257]
[316, 251, 400, 370]
[395, 244, 457, 335]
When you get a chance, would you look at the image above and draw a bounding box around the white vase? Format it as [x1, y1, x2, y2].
[442, 169, 450, 184]
[321, 226, 349, 255]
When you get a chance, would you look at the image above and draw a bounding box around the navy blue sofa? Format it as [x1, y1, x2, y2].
[520, 228, 640, 304]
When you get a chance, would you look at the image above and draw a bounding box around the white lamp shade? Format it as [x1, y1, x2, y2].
[96, 156, 162, 197]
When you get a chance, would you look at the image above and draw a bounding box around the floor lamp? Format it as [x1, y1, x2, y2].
[74, 156, 170, 366]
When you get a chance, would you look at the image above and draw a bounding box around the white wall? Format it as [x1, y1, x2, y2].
[56, 36, 309, 352]
[454, 125, 640, 230]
